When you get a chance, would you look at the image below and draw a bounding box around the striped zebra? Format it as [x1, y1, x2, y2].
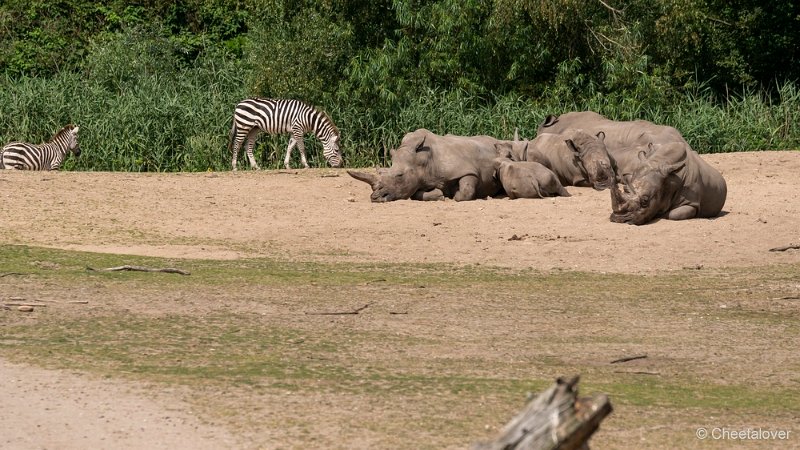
[228, 98, 342, 170]
[1, 124, 81, 170]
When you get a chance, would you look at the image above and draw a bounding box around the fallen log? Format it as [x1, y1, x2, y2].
[473, 376, 612, 450]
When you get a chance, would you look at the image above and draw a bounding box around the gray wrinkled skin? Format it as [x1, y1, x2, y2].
[609, 142, 727, 225]
[518, 129, 615, 190]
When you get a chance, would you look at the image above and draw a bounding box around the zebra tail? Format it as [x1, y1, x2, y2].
[227, 121, 237, 155]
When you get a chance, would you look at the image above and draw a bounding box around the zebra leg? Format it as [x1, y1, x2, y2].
[231, 140, 240, 171]
[284, 137, 298, 169]
[297, 139, 309, 169]
[245, 129, 261, 170]
[231, 131, 246, 171]
[290, 129, 309, 169]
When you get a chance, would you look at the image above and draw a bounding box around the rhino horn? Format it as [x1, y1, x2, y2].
[513, 128, 519, 141]
[610, 183, 625, 213]
[347, 170, 379, 188]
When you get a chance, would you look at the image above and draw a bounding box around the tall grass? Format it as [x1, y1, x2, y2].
[1, 30, 798, 171]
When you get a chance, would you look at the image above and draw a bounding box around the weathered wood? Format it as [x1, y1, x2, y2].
[473, 376, 612, 450]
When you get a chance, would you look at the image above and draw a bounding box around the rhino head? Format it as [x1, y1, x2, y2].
[347, 135, 432, 202]
[609, 143, 685, 225]
[564, 130, 615, 190]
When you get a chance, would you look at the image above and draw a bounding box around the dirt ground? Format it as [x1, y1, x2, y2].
[1, 150, 799, 448]
[2, 151, 799, 272]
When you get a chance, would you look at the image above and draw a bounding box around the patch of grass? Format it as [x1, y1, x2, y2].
[591, 379, 800, 414]
[2, 244, 800, 448]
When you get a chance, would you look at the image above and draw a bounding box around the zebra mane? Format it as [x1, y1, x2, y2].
[50, 124, 78, 142]
[317, 107, 340, 138]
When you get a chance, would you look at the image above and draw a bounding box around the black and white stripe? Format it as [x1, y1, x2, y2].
[1, 124, 81, 171]
[228, 98, 342, 170]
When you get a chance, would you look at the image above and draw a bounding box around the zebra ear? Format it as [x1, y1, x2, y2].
[73, 126, 80, 134]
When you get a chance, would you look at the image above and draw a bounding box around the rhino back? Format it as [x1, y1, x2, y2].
[497, 160, 568, 198]
[648, 143, 727, 218]
[417, 132, 501, 197]
[681, 151, 727, 217]
[527, 134, 588, 187]
[539, 112, 687, 150]
[538, 111, 607, 135]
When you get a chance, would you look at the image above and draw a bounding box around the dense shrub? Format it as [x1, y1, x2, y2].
[0, 1, 798, 171]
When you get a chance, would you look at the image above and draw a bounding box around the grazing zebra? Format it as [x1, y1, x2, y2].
[228, 98, 342, 170]
[1, 124, 81, 170]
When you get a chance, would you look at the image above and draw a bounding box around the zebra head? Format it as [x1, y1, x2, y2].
[69, 125, 81, 156]
[323, 134, 342, 167]
[54, 124, 81, 157]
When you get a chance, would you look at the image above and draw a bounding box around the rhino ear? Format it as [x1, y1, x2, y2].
[541, 114, 558, 128]
[414, 136, 428, 152]
[596, 131, 605, 142]
[660, 161, 686, 177]
[565, 139, 580, 155]
[638, 143, 656, 162]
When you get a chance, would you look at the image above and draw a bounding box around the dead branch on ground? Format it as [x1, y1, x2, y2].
[305, 303, 371, 315]
[769, 244, 800, 252]
[610, 354, 648, 364]
[86, 265, 190, 275]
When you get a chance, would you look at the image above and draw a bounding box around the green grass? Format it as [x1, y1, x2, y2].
[2, 71, 798, 172]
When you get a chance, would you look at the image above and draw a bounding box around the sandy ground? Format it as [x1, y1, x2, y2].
[0, 360, 239, 449]
[1, 150, 799, 448]
[1, 151, 799, 273]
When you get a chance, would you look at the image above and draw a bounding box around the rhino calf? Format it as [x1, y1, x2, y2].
[494, 143, 570, 199]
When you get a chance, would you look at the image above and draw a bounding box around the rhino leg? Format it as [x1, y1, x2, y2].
[412, 189, 445, 201]
[666, 205, 697, 220]
[453, 175, 478, 201]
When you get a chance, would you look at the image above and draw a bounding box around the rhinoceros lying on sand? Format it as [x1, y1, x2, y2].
[609, 142, 727, 225]
[494, 142, 570, 199]
[538, 111, 687, 150]
[538, 111, 704, 177]
[347, 129, 501, 202]
[508, 129, 616, 190]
